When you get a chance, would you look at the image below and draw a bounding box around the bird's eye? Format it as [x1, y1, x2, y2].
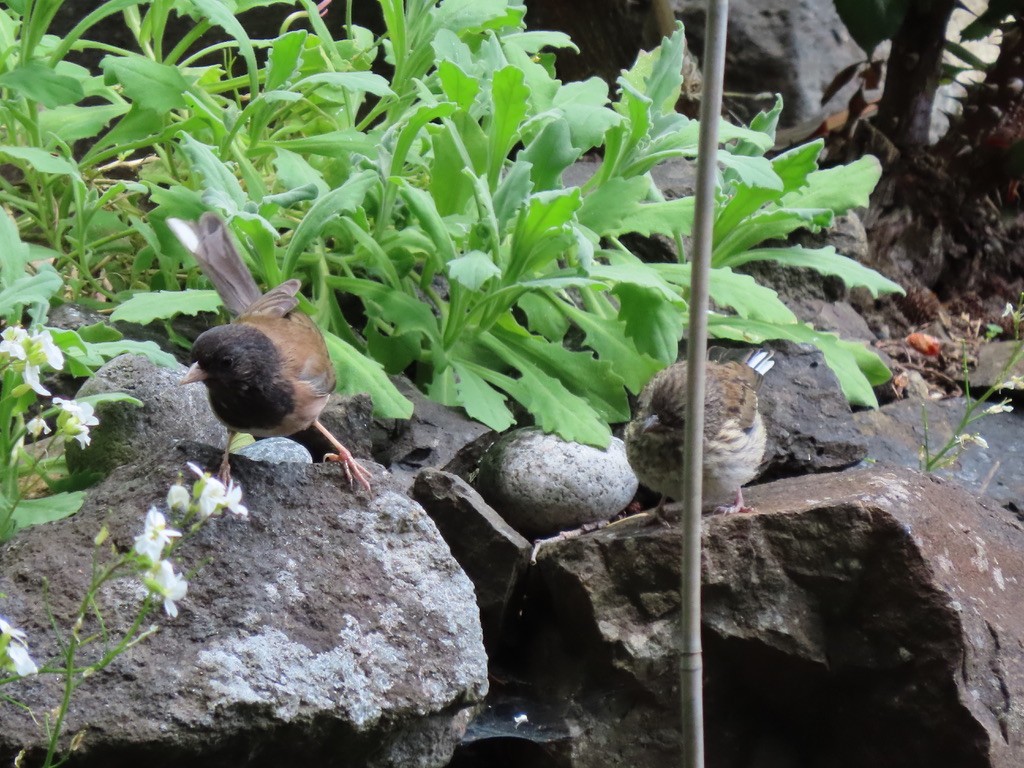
[221, 355, 233, 369]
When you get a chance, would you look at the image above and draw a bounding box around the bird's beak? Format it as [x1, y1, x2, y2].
[641, 414, 661, 433]
[180, 363, 208, 385]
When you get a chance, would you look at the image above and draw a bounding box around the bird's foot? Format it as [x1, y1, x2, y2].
[217, 436, 234, 485]
[324, 449, 373, 493]
[530, 521, 609, 564]
[314, 419, 372, 493]
[712, 487, 755, 515]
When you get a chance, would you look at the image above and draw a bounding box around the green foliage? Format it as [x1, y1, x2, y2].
[0, 0, 901, 450]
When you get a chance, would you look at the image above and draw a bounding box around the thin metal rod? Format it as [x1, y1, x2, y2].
[681, 2, 729, 768]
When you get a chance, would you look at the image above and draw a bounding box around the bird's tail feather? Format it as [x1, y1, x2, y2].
[744, 348, 775, 377]
[168, 213, 263, 315]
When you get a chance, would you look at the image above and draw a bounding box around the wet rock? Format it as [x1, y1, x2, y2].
[475, 428, 638, 538]
[237, 437, 312, 465]
[67, 354, 223, 476]
[412, 469, 532, 651]
[854, 396, 1024, 511]
[526, 467, 1024, 767]
[0, 444, 487, 768]
[371, 378, 491, 493]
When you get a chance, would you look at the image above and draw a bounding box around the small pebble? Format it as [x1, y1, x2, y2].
[237, 437, 312, 465]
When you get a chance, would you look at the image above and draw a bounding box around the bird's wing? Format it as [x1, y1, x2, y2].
[242, 280, 301, 318]
[167, 213, 264, 315]
[241, 312, 337, 398]
[712, 361, 762, 432]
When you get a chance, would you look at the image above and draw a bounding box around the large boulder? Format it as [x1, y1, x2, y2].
[0, 444, 488, 768]
[517, 467, 1024, 767]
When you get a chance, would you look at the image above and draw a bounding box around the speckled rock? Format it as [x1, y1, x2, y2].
[237, 437, 313, 465]
[66, 354, 223, 476]
[0, 443, 487, 768]
[475, 428, 638, 538]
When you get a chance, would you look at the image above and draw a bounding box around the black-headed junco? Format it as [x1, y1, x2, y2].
[168, 213, 372, 492]
[624, 349, 774, 514]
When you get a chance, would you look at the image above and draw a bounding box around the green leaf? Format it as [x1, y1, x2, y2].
[0, 271, 62, 319]
[721, 246, 904, 297]
[10, 492, 85, 529]
[266, 30, 307, 91]
[81, 340, 178, 369]
[263, 129, 375, 158]
[0, 60, 84, 107]
[293, 71, 394, 97]
[323, 331, 413, 418]
[552, 77, 620, 151]
[448, 250, 501, 290]
[708, 268, 798, 323]
[109, 289, 223, 323]
[556, 303, 663, 394]
[179, 134, 247, 209]
[282, 170, 377, 276]
[780, 155, 882, 213]
[101, 55, 190, 112]
[718, 152, 783, 190]
[188, 0, 260, 92]
[0, 145, 78, 176]
[452, 360, 515, 431]
[488, 66, 530, 184]
[614, 284, 684, 364]
[520, 119, 581, 191]
[713, 207, 834, 262]
[37, 103, 127, 145]
[771, 140, 823, 194]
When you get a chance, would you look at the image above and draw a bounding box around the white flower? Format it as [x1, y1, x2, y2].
[984, 403, 1013, 415]
[188, 462, 248, 519]
[26, 416, 51, 439]
[133, 507, 182, 563]
[956, 433, 989, 450]
[0, 327, 29, 359]
[0, 327, 64, 396]
[0, 616, 38, 677]
[166, 483, 190, 513]
[7, 644, 38, 676]
[149, 560, 188, 618]
[32, 329, 64, 372]
[53, 398, 99, 448]
[1003, 302, 1015, 318]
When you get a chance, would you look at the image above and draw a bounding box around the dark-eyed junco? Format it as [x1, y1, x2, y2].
[168, 213, 372, 492]
[624, 349, 774, 514]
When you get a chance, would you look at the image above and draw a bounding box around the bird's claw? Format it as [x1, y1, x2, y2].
[325, 447, 373, 493]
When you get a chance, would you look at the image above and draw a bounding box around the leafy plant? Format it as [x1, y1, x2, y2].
[1, 0, 901, 451]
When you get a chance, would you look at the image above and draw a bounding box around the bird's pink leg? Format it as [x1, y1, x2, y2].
[313, 419, 373, 493]
[218, 430, 236, 484]
[714, 487, 755, 515]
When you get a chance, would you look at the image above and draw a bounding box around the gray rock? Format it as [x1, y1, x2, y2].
[237, 437, 313, 465]
[66, 354, 223, 476]
[372, 378, 492, 493]
[528, 467, 1024, 767]
[759, 341, 867, 480]
[672, 0, 865, 127]
[971, 341, 1024, 393]
[0, 443, 487, 768]
[854, 396, 1024, 510]
[412, 469, 532, 651]
[475, 428, 638, 538]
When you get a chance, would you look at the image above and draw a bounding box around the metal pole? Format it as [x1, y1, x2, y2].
[681, 2, 728, 767]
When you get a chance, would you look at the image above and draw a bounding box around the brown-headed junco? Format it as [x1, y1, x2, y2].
[168, 213, 372, 492]
[624, 349, 774, 514]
